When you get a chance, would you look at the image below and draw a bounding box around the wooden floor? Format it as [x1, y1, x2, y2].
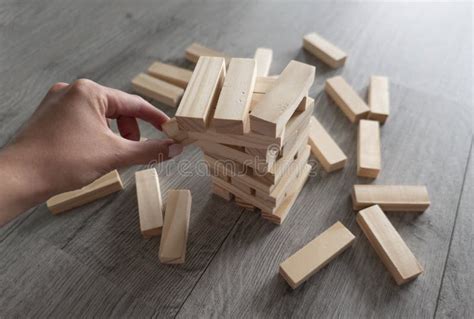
[0, 1, 472, 318]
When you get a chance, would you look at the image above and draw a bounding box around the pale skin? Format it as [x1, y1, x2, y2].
[0, 79, 183, 226]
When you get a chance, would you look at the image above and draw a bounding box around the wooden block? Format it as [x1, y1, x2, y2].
[250, 60, 315, 137]
[253, 76, 277, 94]
[356, 205, 423, 285]
[308, 116, 347, 172]
[176, 57, 226, 132]
[357, 119, 381, 178]
[261, 164, 311, 225]
[161, 117, 192, 144]
[213, 58, 257, 134]
[352, 185, 430, 212]
[47, 170, 123, 214]
[279, 221, 355, 289]
[212, 184, 233, 201]
[132, 73, 184, 107]
[303, 32, 347, 68]
[135, 168, 163, 238]
[325, 76, 370, 123]
[159, 190, 191, 264]
[254, 48, 273, 76]
[234, 197, 256, 210]
[231, 177, 255, 195]
[189, 129, 281, 150]
[368, 76, 390, 123]
[147, 61, 192, 89]
[185, 42, 230, 65]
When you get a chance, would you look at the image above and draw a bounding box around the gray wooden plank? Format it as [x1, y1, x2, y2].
[435, 140, 474, 318]
[176, 85, 472, 318]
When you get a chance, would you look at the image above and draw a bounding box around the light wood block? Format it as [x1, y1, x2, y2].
[356, 205, 423, 285]
[213, 58, 257, 134]
[185, 42, 230, 65]
[132, 73, 184, 107]
[325, 76, 370, 123]
[303, 32, 347, 68]
[189, 129, 281, 150]
[357, 119, 381, 178]
[161, 117, 193, 144]
[253, 76, 277, 94]
[250, 60, 315, 137]
[279, 221, 355, 289]
[352, 185, 430, 212]
[159, 190, 191, 264]
[47, 170, 123, 214]
[368, 76, 390, 123]
[230, 177, 254, 195]
[212, 184, 233, 201]
[176, 57, 226, 132]
[254, 48, 273, 76]
[135, 168, 163, 238]
[308, 116, 347, 172]
[147, 61, 193, 89]
[234, 197, 255, 210]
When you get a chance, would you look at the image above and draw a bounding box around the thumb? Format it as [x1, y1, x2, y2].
[118, 138, 183, 166]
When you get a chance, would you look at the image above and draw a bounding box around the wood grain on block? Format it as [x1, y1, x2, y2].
[147, 61, 193, 89]
[161, 117, 193, 144]
[212, 184, 233, 201]
[176, 57, 226, 132]
[303, 32, 347, 68]
[47, 170, 123, 214]
[325, 76, 369, 123]
[213, 58, 257, 134]
[250, 60, 315, 137]
[230, 177, 254, 195]
[356, 205, 423, 285]
[261, 164, 311, 225]
[234, 197, 255, 210]
[357, 120, 381, 178]
[135, 168, 163, 238]
[352, 185, 430, 212]
[159, 190, 192, 264]
[132, 73, 184, 107]
[368, 76, 390, 123]
[253, 76, 277, 94]
[185, 42, 230, 64]
[308, 116, 347, 172]
[189, 128, 281, 150]
[254, 48, 273, 76]
[279, 221, 355, 289]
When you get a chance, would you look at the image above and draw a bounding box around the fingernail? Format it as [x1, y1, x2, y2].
[168, 143, 183, 158]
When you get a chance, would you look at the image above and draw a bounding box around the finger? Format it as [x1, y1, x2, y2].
[117, 116, 140, 141]
[117, 138, 183, 166]
[49, 82, 69, 93]
[102, 87, 169, 130]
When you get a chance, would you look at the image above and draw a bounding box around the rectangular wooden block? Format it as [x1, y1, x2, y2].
[135, 168, 163, 238]
[185, 42, 230, 65]
[176, 57, 226, 132]
[254, 48, 273, 76]
[325, 76, 370, 123]
[161, 117, 194, 144]
[250, 60, 315, 137]
[308, 116, 347, 172]
[159, 190, 192, 264]
[352, 185, 430, 212]
[357, 119, 381, 178]
[188, 129, 281, 150]
[303, 32, 347, 68]
[47, 170, 123, 214]
[356, 205, 423, 285]
[368, 76, 390, 123]
[147, 61, 193, 89]
[213, 58, 257, 134]
[253, 76, 277, 94]
[132, 73, 184, 107]
[279, 221, 355, 289]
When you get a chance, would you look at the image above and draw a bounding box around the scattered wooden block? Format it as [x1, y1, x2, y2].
[135, 168, 163, 238]
[212, 184, 233, 201]
[147, 61, 193, 89]
[213, 58, 257, 134]
[47, 170, 124, 214]
[308, 116, 347, 172]
[250, 60, 315, 137]
[352, 185, 430, 212]
[253, 76, 277, 94]
[303, 32, 347, 68]
[159, 190, 192, 264]
[132, 73, 184, 107]
[325, 76, 370, 123]
[254, 48, 273, 76]
[368, 76, 390, 123]
[357, 119, 381, 178]
[185, 42, 230, 65]
[356, 205, 423, 285]
[176, 57, 226, 132]
[279, 221, 355, 289]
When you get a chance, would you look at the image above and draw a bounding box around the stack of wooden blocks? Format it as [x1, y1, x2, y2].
[174, 56, 315, 224]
